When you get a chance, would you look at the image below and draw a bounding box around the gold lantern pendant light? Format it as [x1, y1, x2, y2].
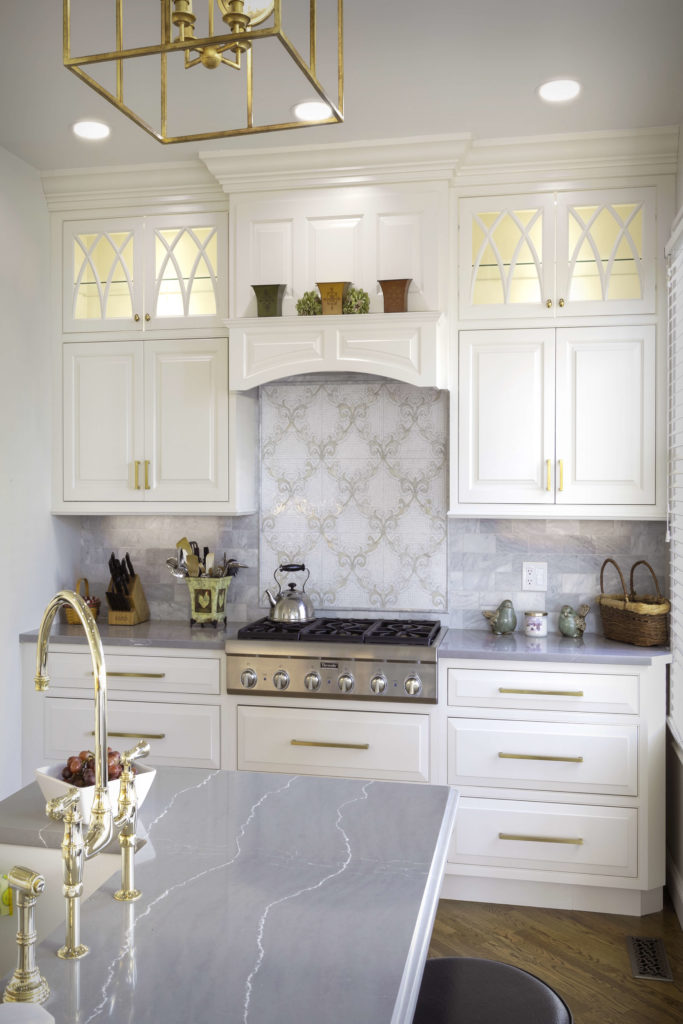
[63, 0, 344, 144]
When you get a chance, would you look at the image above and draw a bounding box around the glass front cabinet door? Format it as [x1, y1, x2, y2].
[62, 213, 227, 333]
[458, 188, 655, 319]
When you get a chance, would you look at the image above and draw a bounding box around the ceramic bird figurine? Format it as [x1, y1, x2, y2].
[482, 599, 517, 635]
[558, 603, 590, 638]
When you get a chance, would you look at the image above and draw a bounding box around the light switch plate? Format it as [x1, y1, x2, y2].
[522, 561, 547, 591]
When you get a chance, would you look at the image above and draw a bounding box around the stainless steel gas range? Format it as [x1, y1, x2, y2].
[225, 617, 445, 704]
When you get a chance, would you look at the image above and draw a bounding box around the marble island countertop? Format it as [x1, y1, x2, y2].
[0, 768, 457, 1023]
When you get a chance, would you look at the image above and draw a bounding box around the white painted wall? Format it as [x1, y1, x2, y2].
[0, 146, 79, 800]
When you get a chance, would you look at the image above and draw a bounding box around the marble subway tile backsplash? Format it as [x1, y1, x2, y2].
[71, 386, 669, 634]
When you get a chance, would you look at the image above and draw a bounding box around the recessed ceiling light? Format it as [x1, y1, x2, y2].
[72, 119, 111, 141]
[537, 78, 581, 103]
[292, 99, 332, 122]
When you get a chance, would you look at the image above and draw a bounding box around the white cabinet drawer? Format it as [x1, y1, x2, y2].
[237, 706, 430, 782]
[447, 666, 639, 715]
[448, 797, 638, 877]
[447, 718, 638, 795]
[44, 650, 221, 695]
[43, 697, 220, 768]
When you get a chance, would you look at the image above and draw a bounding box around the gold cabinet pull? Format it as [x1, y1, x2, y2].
[91, 731, 166, 740]
[93, 671, 166, 679]
[498, 688, 584, 697]
[558, 458, 564, 491]
[290, 739, 369, 750]
[545, 298, 552, 308]
[134, 460, 141, 490]
[499, 833, 583, 845]
[498, 752, 584, 763]
[545, 458, 551, 491]
[144, 460, 150, 490]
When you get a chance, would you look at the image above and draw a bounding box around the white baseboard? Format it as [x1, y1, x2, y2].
[439, 874, 662, 917]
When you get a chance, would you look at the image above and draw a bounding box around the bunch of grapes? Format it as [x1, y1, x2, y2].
[60, 747, 134, 788]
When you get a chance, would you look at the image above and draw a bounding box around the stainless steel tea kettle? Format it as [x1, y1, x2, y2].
[264, 564, 315, 623]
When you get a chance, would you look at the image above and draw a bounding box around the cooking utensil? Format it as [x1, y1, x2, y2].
[186, 553, 200, 578]
[166, 557, 186, 579]
[125, 552, 135, 577]
[264, 563, 315, 623]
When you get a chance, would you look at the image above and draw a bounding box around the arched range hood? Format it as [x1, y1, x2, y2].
[225, 311, 447, 390]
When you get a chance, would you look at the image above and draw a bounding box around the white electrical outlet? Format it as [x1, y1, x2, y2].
[522, 561, 547, 591]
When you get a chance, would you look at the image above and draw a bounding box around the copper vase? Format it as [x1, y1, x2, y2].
[378, 278, 412, 313]
[316, 281, 350, 315]
[252, 284, 286, 317]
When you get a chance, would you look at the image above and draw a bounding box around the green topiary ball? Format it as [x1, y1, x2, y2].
[296, 290, 322, 315]
[343, 287, 370, 314]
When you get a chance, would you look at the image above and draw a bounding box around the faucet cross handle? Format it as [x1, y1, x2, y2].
[121, 739, 151, 767]
[47, 787, 82, 823]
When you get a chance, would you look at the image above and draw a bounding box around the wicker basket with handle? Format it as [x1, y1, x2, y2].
[597, 558, 669, 647]
[64, 578, 100, 624]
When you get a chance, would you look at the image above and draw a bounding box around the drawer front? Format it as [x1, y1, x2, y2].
[447, 718, 638, 795]
[448, 796, 638, 877]
[43, 697, 220, 768]
[447, 666, 639, 715]
[44, 650, 221, 695]
[237, 706, 429, 782]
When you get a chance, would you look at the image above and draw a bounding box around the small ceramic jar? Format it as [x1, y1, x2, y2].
[524, 610, 548, 637]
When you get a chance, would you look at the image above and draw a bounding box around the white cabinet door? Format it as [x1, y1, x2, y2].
[144, 338, 229, 501]
[555, 188, 656, 316]
[62, 213, 226, 333]
[63, 341, 144, 501]
[459, 329, 555, 503]
[555, 326, 656, 504]
[62, 219, 144, 333]
[458, 194, 556, 319]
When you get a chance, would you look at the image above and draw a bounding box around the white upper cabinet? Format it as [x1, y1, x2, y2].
[459, 187, 656, 319]
[60, 338, 258, 514]
[62, 213, 227, 333]
[458, 326, 656, 513]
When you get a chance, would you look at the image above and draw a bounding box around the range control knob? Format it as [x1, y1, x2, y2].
[273, 669, 290, 690]
[304, 671, 321, 692]
[369, 673, 387, 695]
[240, 668, 258, 689]
[404, 674, 422, 697]
[337, 672, 355, 694]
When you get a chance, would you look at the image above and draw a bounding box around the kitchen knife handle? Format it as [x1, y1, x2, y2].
[134, 461, 141, 490]
[144, 460, 150, 490]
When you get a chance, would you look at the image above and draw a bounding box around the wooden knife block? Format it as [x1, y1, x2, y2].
[106, 574, 150, 626]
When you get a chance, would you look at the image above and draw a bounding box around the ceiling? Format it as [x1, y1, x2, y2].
[2, 0, 682, 173]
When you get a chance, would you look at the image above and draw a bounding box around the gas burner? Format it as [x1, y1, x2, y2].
[236, 617, 309, 641]
[364, 619, 442, 646]
[299, 618, 375, 643]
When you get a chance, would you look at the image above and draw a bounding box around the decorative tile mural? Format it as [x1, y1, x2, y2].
[259, 380, 448, 612]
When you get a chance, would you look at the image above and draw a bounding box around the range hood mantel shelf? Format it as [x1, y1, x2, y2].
[225, 311, 447, 390]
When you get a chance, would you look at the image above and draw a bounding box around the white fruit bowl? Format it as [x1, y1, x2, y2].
[35, 763, 156, 825]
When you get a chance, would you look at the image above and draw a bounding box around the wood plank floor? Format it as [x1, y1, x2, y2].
[428, 893, 683, 1023]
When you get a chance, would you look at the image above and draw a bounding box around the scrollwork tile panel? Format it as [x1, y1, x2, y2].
[260, 381, 448, 612]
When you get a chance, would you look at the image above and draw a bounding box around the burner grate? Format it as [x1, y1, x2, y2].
[299, 618, 374, 643]
[365, 619, 441, 646]
[236, 617, 310, 641]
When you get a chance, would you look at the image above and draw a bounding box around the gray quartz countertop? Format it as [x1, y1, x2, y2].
[439, 628, 671, 664]
[0, 768, 457, 1024]
[20, 620, 672, 666]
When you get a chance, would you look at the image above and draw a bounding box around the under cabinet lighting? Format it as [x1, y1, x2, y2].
[537, 78, 581, 103]
[72, 120, 111, 141]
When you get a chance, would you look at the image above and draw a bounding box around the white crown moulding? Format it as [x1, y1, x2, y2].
[39, 125, 679, 208]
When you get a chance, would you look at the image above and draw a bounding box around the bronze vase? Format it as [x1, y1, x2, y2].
[378, 278, 412, 313]
[316, 281, 350, 315]
[252, 284, 286, 317]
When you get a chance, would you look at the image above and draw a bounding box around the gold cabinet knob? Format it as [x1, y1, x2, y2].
[545, 299, 552, 308]
[134, 313, 140, 322]
[144, 313, 151, 322]
[558, 297, 565, 308]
